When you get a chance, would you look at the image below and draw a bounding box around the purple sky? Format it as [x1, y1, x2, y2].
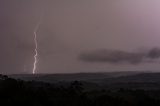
[0, 0, 160, 74]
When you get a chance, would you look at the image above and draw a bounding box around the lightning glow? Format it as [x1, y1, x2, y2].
[32, 12, 43, 74]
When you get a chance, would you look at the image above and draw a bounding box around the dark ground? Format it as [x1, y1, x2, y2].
[1, 72, 160, 106]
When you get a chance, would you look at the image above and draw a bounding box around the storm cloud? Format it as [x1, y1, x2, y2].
[147, 48, 160, 59]
[1, 0, 160, 73]
[79, 48, 160, 64]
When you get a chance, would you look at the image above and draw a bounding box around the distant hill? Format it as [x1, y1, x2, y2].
[9, 71, 160, 90]
[9, 71, 141, 83]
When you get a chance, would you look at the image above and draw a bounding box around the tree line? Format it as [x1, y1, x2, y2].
[0, 74, 160, 106]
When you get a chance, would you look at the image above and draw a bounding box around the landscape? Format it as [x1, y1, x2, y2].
[0, 71, 160, 105]
[10, 71, 160, 90]
[1, 0, 160, 106]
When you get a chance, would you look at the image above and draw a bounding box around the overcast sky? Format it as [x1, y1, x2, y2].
[1, 0, 160, 74]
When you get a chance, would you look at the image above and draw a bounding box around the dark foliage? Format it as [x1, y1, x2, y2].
[1, 74, 160, 106]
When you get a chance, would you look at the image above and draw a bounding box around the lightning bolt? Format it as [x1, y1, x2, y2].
[32, 11, 43, 74]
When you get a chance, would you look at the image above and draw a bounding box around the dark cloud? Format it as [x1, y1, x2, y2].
[78, 48, 160, 64]
[1, 0, 160, 73]
[147, 48, 160, 59]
